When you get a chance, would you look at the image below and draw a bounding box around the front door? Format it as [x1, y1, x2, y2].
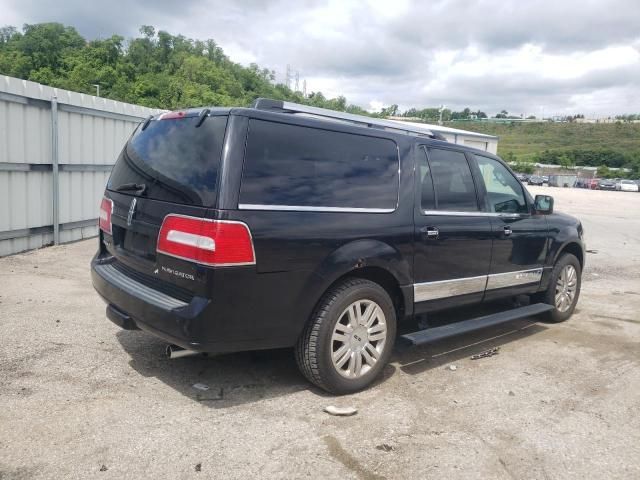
[470, 154, 549, 300]
[413, 146, 493, 313]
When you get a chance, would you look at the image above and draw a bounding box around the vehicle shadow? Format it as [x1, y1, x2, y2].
[116, 330, 314, 408]
[115, 301, 549, 408]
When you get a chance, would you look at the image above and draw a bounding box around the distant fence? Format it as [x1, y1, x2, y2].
[0, 76, 162, 256]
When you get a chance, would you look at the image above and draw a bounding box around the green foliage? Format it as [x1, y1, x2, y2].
[458, 121, 640, 177]
[0, 23, 361, 112]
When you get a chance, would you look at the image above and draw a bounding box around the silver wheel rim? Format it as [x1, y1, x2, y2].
[555, 264, 577, 313]
[331, 299, 387, 379]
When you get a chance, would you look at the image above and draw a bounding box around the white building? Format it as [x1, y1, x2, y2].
[388, 120, 499, 154]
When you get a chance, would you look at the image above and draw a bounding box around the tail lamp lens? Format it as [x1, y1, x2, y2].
[99, 197, 113, 235]
[157, 215, 255, 266]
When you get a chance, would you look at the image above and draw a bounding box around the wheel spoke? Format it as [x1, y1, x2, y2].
[361, 346, 376, 366]
[368, 323, 386, 335]
[335, 349, 351, 369]
[333, 344, 349, 362]
[361, 303, 377, 327]
[347, 303, 360, 328]
[365, 342, 380, 360]
[334, 321, 353, 334]
[352, 352, 363, 376]
[332, 332, 348, 343]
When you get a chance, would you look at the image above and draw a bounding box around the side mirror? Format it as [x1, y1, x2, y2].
[534, 194, 554, 214]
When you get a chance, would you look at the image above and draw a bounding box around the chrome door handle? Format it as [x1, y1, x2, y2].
[420, 226, 439, 239]
[503, 226, 512, 236]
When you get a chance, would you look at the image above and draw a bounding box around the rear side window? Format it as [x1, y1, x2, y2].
[239, 120, 399, 211]
[108, 115, 227, 206]
[426, 148, 478, 211]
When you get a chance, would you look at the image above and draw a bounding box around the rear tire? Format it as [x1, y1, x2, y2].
[295, 278, 397, 394]
[535, 253, 581, 323]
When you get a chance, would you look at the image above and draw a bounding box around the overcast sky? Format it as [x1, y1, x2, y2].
[3, 0, 640, 116]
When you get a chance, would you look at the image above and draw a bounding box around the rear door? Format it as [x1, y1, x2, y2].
[103, 112, 228, 297]
[413, 145, 493, 313]
[470, 153, 549, 300]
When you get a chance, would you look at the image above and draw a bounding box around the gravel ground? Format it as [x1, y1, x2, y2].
[1, 187, 639, 479]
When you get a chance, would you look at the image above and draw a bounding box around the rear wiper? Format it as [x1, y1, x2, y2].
[114, 182, 147, 194]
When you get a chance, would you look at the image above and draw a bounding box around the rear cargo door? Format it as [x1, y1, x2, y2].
[103, 112, 228, 297]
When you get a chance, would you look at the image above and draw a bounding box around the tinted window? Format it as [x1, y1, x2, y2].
[474, 155, 528, 213]
[427, 148, 478, 211]
[419, 147, 435, 210]
[108, 115, 227, 206]
[240, 120, 399, 210]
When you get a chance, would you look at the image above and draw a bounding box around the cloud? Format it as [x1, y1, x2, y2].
[3, 0, 640, 115]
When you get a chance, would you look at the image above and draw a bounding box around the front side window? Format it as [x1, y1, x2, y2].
[474, 155, 528, 214]
[426, 148, 478, 211]
[240, 120, 399, 210]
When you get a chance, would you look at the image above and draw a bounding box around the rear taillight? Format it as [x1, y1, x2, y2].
[99, 197, 113, 235]
[157, 215, 255, 266]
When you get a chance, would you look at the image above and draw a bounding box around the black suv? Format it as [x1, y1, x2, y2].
[92, 99, 585, 394]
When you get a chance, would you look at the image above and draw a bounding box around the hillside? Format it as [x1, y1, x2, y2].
[453, 121, 640, 164]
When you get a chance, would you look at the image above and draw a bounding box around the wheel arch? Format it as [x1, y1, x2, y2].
[292, 239, 412, 342]
[555, 241, 584, 271]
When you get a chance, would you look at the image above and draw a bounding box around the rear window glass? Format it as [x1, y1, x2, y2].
[427, 148, 479, 211]
[108, 115, 227, 206]
[239, 120, 399, 211]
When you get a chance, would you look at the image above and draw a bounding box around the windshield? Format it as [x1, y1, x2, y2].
[108, 115, 228, 206]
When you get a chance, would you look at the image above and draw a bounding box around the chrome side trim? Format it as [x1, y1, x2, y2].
[238, 204, 395, 213]
[414, 275, 487, 302]
[413, 267, 543, 303]
[485, 268, 543, 290]
[94, 264, 187, 310]
[422, 210, 522, 218]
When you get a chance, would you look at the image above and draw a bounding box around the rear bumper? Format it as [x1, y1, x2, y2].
[92, 255, 211, 351]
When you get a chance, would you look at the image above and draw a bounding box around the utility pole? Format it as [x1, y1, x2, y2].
[303, 79, 307, 98]
[438, 105, 446, 126]
[295, 71, 300, 92]
[285, 64, 292, 89]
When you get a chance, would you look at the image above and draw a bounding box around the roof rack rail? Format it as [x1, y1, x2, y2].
[251, 98, 442, 139]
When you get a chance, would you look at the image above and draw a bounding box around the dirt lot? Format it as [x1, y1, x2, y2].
[1, 187, 639, 479]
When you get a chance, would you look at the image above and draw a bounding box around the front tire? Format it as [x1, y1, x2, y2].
[536, 253, 582, 322]
[295, 278, 397, 394]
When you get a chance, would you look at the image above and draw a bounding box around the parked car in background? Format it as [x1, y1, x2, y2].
[515, 173, 529, 183]
[588, 178, 600, 190]
[575, 178, 589, 189]
[597, 179, 617, 190]
[528, 175, 544, 186]
[618, 180, 639, 192]
[542, 175, 549, 184]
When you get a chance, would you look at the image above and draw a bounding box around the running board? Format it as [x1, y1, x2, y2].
[400, 303, 554, 347]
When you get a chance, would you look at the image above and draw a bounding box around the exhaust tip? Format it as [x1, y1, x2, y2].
[165, 344, 199, 359]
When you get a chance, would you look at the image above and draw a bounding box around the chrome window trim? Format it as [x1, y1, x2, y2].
[238, 204, 395, 213]
[413, 268, 543, 303]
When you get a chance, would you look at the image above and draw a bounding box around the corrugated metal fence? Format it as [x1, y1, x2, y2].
[0, 75, 162, 256]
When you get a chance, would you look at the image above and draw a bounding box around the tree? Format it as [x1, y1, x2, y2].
[597, 165, 611, 178]
[0, 22, 367, 114]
